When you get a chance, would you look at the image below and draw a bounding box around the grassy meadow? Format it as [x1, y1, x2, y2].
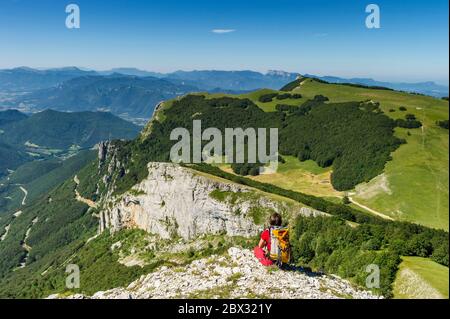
[292, 79, 448, 230]
[393, 256, 449, 299]
[212, 79, 449, 230]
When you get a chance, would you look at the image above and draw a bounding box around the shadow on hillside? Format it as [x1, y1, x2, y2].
[280, 264, 324, 277]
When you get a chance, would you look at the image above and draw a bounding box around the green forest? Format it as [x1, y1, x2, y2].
[111, 94, 410, 192]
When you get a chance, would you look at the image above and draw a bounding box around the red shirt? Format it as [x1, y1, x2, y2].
[261, 229, 271, 251]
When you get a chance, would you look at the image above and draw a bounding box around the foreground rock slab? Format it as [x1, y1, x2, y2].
[49, 248, 380, 299]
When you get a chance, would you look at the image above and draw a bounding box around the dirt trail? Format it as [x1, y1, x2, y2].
[73, 176, 97, 208]
[19, 186, 28, 205]
[348, 197, 394, 221]
[1, 210, 24, 242]
[18, 217, 39, 269]
[1, 224, 11, 241]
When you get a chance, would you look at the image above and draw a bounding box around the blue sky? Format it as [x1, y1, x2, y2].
[0, 0, 448, 84]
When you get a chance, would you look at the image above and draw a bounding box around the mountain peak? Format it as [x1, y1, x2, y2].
[266, 70, 298, 78]
[10, 66, 39, 72]
[48, 66, 82, 72]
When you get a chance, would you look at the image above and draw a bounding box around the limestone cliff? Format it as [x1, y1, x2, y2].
[98, 162, 324, 240]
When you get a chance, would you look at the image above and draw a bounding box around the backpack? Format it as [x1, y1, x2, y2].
[269, 226, 291, 266]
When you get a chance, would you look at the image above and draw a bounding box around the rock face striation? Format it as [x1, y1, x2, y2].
[98, 162, 324, 240]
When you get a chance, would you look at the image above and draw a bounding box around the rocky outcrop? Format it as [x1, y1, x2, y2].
[141, 101, 167, 139]
[98, 162, 324, 240]
[97, 141, 124, 191]
[101, 163, 267, 239]
[48, 247, 380, 299]
[97, 141, 109, 167]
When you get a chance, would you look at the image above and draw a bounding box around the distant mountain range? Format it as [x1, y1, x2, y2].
[14, 74, 199, 118]
[0, 67, 447, 121]
[0, 67, 299, 93]
[0, 67, 97, 92]
[100, 68, 299, 91]
[162, 70, 299, 91]
[99, 68, 163, 78]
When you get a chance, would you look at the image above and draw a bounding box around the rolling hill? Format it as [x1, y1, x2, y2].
[304, 74, 449, 98]
[0, 150, 97, 215]
[0, 142, 31, 178]
[0, 109, 141, 179]
[0, 109, 141, 150]
[184, 77, 448, 230]
[283, 78, 449, 230]
[0, 110, 28, 126]
[0, 67, 96, 92]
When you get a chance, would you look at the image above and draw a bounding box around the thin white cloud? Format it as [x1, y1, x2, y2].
[212, 29, 236, 34]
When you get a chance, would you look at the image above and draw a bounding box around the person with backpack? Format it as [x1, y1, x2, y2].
[254, 213, 291, 267]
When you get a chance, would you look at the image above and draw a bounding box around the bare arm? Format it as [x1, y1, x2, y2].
[258, 238, 266, 249]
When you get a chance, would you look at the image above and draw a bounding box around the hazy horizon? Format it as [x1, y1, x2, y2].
[2, 65, 449, 86]
[1, 0, 448, 85]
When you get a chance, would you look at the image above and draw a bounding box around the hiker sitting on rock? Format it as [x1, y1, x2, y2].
[254, 213, 291, 267]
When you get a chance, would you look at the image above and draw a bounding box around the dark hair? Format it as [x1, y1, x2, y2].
[269, 213, 282, 226]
